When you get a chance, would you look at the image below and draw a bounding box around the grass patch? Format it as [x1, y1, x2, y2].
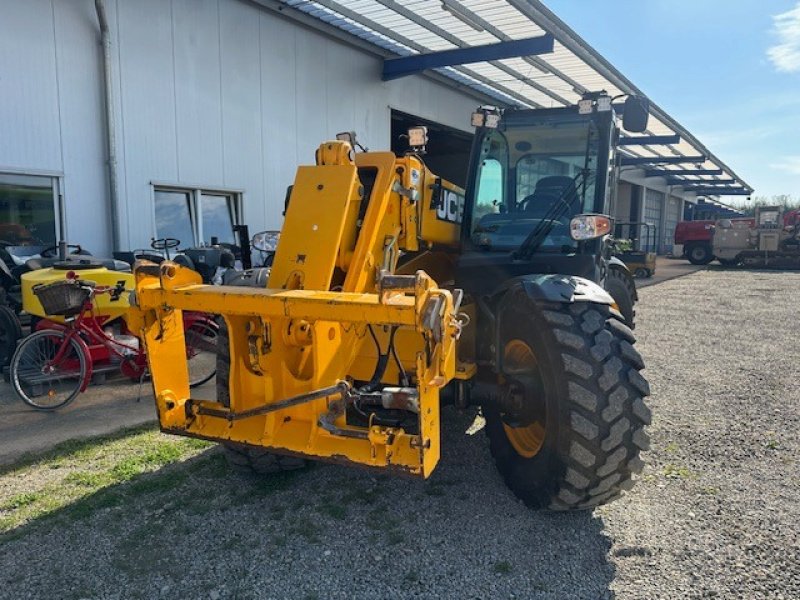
[387, 530, 405, 545]
[662, 463, 695, 480]
[318, 502, 347, 521]
[290, 516, 321, 543]
[404, 569, 421, 584]
[424, 484, 446, 497]
[0, 426, 215, 538]
[493, 561, 513, 574]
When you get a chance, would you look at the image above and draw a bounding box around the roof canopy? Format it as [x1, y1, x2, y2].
[274, 0, 752, 196]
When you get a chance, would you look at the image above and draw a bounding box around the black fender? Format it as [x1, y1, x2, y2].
[607, 255, 628, 272]
[491, 273, 615, 306]
[478, 274, 615, 372]
[607, 256, 638, 302]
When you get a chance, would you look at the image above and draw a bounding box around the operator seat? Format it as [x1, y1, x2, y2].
[521, 175, 577, 218]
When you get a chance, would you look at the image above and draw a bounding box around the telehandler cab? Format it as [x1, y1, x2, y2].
[132, 92, 651, 509]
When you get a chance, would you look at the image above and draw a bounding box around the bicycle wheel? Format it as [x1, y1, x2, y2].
[10, 329, 87, 410]
[185, 317, 218, 388]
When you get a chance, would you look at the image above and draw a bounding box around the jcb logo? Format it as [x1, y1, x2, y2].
[436, 189, 464, 224]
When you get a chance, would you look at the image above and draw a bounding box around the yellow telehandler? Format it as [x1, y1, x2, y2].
[131, 93, 651, 509]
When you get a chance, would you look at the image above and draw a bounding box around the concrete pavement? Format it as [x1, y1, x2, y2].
[635, 256, 704, 288]
[0, 377, 215, 466]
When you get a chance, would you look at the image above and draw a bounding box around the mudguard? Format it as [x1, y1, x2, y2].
[608, 255, 628, 272]
[607, 256, 638, 302]
[484, 275, 615, 372]
[492, 274, 615, 306]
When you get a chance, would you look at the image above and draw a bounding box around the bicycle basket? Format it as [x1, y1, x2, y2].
[33, 280, 91, 316]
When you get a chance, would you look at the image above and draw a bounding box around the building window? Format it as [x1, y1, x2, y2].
[153, 186, 240, 247]
[0, 173, 60, 246]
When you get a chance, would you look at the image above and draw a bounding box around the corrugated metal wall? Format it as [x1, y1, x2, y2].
[0, 0, 479, 254]
[664, 196, 682, 254]
[644, 189, 664, 253]
[0, 0, 109, 249]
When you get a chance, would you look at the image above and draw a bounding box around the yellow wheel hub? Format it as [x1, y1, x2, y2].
[501, 339, 546, 458]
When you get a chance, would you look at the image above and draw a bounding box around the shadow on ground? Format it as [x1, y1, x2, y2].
[0, 408, 615, 600]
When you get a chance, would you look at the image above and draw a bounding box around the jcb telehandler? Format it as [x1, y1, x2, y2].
[131, 92, 651, 510]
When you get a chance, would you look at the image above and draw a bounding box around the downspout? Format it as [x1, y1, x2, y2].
[95, 0, 121, 251]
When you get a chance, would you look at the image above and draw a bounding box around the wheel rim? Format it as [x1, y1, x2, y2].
[501, 339, 546, 458]
[691, 247, 705, 260]
[185, 319, 217, 387]
[13, 333, 83, 409]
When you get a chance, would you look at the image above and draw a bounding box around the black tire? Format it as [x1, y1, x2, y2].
[216, 320, 306, 474]
[0, 305, 22, 368]
[185, 317, 218, 388]
[605, 267, 637, 329]
[687, 243, 714, 265]
[484, 289, 651, 510]
[10, 329, 87, 410]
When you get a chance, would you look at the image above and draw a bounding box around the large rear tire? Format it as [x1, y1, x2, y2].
[687, 243, 713, 265]
[605, 267, 636, 329]
[484, 288, 651, 510]
[184, 316, 218, 388]
[216, 320, 306, 474]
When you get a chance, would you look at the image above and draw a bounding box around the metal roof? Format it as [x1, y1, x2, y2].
[271, 0, 752, 197]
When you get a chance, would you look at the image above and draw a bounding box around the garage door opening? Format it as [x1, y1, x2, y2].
[390, 110, 473, 188]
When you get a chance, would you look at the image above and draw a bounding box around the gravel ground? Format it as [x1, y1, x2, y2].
[1, 269, 798, 599]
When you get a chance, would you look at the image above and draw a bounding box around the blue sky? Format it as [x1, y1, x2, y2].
[544, 0, 800, 200]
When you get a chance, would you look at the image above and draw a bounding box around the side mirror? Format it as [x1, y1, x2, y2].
[622, 96, 650, 133]
[251, 230, 280, 253]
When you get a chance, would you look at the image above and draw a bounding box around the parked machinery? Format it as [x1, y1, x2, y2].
[130, 93, 651, 510]
[613, 222, 656, 278]
[713, 206, 800, 267]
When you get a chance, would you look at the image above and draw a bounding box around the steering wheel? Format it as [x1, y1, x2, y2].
[151, 238, 180, 251]
[41, 244, 82, 258]
[150, 238, 181, 259]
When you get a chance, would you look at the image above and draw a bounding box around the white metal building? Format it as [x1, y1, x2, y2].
[0, 0, 751, 257]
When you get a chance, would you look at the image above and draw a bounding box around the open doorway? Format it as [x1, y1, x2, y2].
[390, 110, 473, 188]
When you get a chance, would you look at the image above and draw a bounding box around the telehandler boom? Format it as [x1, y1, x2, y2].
[133, 93, 651, 509]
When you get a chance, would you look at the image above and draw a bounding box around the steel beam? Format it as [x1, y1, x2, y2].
[645, 168, 723, 177]
[620, 155, 706, 167]
[382, 35, 555, 81]
[683, 188, 751, 195]
[373, 0, 571, 105]
[618, 135, 681, 146]
[666, 178, 736, 186]
[306, 0, 540, 107]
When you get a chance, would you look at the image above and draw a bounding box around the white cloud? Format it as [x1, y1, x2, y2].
[770, 156, 800, 174]
[767, 3, 800, 72]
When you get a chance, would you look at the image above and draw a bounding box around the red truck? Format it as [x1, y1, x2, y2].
[674, 220, 717, 264]
[674, 216, 789, 264]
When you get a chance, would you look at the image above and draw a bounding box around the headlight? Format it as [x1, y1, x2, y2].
[570, 214, 612, 241]
[251, 230, 280, 252]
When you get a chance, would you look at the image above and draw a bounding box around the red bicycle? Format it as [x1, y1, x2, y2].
[9, 278, 217, 410]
